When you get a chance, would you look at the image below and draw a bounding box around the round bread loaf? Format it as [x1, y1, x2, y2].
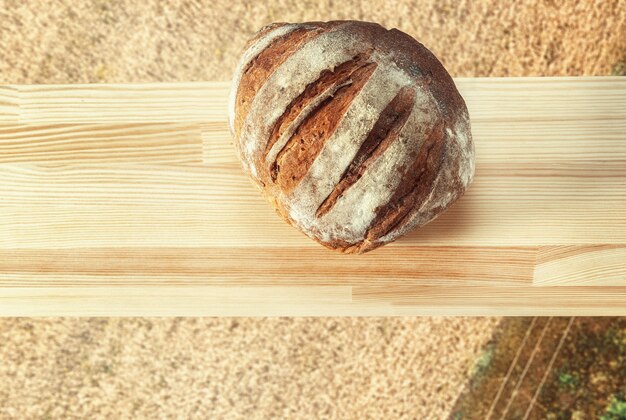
[229, 20, 474, 254]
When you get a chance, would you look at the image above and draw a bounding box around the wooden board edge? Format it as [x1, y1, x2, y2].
[1, 286, 625, 316]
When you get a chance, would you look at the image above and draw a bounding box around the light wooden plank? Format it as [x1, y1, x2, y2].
[15, 82, 229, 123]
[200, 120, 626, 167]
[0, 86, 19, 123]
[0, 285, 624, 316]
[0, 246, 536, 287]
[0, 163, 623, 248]
[0, 286, 353, 316]
[0, 123, 202, 164]
[458, 77, 626, 122]
[8, 78, 626, 124]
[472, 120, 626, 164]
[534, 245, 626, 286]
[352, 286, 626, 316]
[202, 122, 236, 166]
[0, 77, 624, 315]
[3, 78, 624, 167]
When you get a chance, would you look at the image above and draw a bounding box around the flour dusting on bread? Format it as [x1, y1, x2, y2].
[229, 20, 474, 253]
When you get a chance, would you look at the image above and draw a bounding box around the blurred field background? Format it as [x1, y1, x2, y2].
[0, 0, 624, 418]
[2, 0, 625, 83]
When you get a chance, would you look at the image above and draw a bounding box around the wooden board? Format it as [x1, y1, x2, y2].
[0, 77, 625, 316]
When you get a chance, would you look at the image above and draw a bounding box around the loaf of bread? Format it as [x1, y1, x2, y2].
[229, 20, 474, 254]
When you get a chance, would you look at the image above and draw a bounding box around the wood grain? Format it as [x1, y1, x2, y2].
[0, 83, 227, 124]
[0, 124, 202, 164]
[535, 245, 626, 286]
[0, 86, 18, 123]
[0, 246, 536, 286]
[1, 164, 623, 248]
[0, 77, 624, 315]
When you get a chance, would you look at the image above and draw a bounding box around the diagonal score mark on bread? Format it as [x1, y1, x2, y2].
[365, 121, 447, 243]
[233, 25, 328, 136]
[228, 22, 295, 133]
[315, 85, 417, 218]
[263, 51, 374, 168]
[270, 62, 378, 192]
[284, 62, 416, 241]
[237, 22, 384, 176]
[304, 79, 442, 250]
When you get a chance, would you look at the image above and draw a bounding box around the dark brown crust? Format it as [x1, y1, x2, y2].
[315, 85, 417, 218]
[382, 28, 466, 117]
[270, 62, 378, 193]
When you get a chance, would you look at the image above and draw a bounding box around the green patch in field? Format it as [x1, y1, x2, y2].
[557, 371, 579, 391]
[471, 345, 495, 379]
[600, 395, 626, 420]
